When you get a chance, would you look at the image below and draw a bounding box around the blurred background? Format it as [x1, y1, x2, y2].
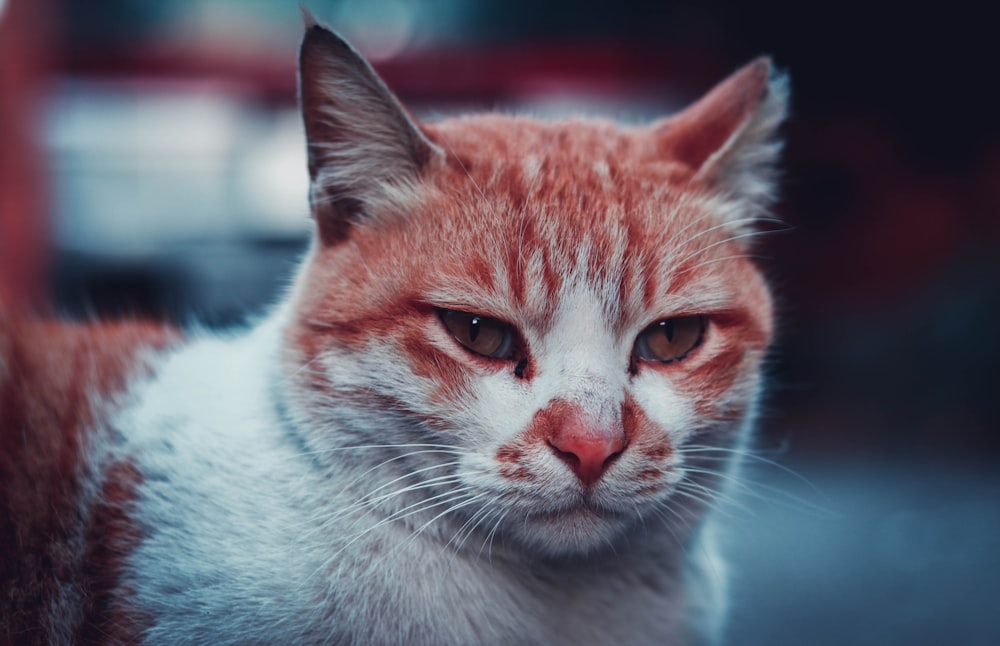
[1, 0, 997, 643]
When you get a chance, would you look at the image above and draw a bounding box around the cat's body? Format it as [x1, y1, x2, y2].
[0, 21, 786, 645]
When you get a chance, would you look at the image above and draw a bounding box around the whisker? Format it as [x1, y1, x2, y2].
[480, 506, 513, 565]
[670, 215, 778, 258]
[447, 499, 498, 554]
[290, 352, 329, 378]
[680, 464, 836, 518]
[320, 472, 470, 528]
[659, 207, 727, 255]
[339, 459, 464, 504]
[294, 442, 466, 456]
[395, 494, 490, 554]
[671, 253, 771, 278]
[679, 445, 835, 513]
[314, 449, 468, 502]
[647, 505, 688, 550]
[672, 227, 786, 269]
[672, 482, 752, 519]
[320, 489, 481, 570]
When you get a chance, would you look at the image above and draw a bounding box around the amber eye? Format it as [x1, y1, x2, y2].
[634, 315, 705, 363]
[440, 310, 513, 358]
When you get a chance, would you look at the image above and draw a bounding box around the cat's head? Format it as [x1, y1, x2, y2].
[282, 23, 786, 557]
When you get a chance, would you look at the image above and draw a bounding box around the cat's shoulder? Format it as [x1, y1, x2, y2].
[0, 312, 178, 433]
[0, 310, 179, 501]
[0, 312, 178, 510]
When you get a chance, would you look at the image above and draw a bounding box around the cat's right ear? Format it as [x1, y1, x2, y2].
[298, 20, 441, 245]
[652, 58, 789, 223]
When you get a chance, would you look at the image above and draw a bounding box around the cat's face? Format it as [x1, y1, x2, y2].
[283, 25, 784, 557]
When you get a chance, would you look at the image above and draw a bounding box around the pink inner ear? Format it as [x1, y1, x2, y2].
[654, 58, 772, 173]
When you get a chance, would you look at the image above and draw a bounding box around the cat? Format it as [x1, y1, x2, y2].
[0, 17, 787, 646]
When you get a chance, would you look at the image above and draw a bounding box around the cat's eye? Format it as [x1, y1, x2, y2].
[440, 310, 513, 359]
[634, 315, 705, 363]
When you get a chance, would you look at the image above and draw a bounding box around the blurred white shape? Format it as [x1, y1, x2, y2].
[236, 109, 311, 237]
[0, 0, 7, 26]
[46, 80, 310, 257]
[333, 0, 417, 61]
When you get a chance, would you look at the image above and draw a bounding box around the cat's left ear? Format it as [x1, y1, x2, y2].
[652, 57, 789, 214]
[298, 19, 442, 245]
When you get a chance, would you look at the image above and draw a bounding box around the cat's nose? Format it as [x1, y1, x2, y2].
[548, 422, 627, 487]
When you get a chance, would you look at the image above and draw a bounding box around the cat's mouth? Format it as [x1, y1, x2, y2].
[529, 498, 622, 522]
[505, 496, 639, 555]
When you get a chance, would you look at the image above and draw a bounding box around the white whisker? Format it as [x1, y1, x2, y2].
[395, 494, 490, 554]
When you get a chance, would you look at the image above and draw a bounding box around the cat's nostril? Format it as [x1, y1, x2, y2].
[548, 442, 581, 473]
[548, 432, 627, 488]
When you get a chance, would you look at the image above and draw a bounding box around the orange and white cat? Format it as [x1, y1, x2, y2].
[0, 19, 786, 645]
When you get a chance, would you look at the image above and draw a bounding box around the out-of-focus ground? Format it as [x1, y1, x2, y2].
[1, 1, 998, 643]
[724, 462, 1000, 645]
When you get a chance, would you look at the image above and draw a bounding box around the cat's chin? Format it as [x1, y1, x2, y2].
[504, 502, 638, 557]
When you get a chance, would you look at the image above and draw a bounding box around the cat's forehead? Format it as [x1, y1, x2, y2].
[428, 114, 639, 155]
[420, 114, 715, 242]
[425, 114, 685, 188]
[384, 115, 745, 327]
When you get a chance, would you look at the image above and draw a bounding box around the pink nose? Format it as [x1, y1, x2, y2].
[548, 423, 627, 487]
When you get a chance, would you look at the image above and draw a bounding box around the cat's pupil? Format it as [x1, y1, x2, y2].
[661, 320, 675, 342]
[469, 317, 481, 342]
